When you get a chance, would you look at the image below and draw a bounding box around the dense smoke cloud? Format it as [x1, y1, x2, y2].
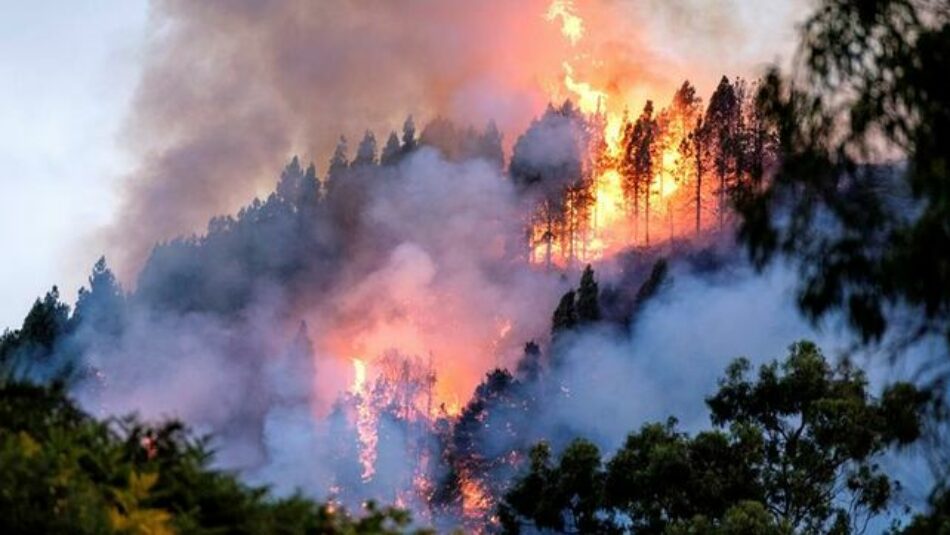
[63, 0, 834, 523]
[106, 0, 807, 278]
[78, 146, 563, 489]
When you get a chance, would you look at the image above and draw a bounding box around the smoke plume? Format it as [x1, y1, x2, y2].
[106, 0, 807, 278]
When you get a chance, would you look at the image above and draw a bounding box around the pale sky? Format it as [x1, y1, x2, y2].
[0, 1, 147, 328]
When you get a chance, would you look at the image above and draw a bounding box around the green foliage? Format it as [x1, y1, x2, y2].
[706, 341, 925, 531]
[0, 286, 73, 380]
[500, 341, 927, 534]
[499, 440, 610, 534]
[0, 379, 429, 535]
[21, 286, 71, 351]
[901, 487, 950, 534]
[73, 257, 126, 338]
[735, 0, 950, 357]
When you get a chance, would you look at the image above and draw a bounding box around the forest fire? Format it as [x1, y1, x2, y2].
[318, 1, 777, 522]
[522, 0, 774, 268]
[350, 358, 377, 481]
[9, 0, 943, 532]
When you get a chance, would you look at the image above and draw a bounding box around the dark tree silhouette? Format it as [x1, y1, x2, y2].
[72, 257, 125, 338]
[705, 76, 741, 232]
[381, 131, 402, 166]
[401, 115, 417, 155]
[325, 136, 350, 195]
[575, 264, 600, 324]
[625, 101, 658, 244]
[500, 341, 928, 534]
[353, 131, 378, 168]
[551, 290, 577, 337]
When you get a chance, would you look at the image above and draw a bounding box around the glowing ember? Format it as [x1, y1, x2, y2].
[460, 472, 492, 524]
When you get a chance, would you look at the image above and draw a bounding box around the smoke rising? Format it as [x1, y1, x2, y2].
[32, 0, 860, 526]
[106, 0, 807, 279]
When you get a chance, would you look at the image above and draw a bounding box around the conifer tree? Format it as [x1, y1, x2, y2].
[380, 131, 402, 166]
[73, 257, 125, 337]
[551, 290, 577, 337]
[401, 115, 417, 155]
[352, 131, 378, 167]
[629, 101, 658, 244]
[575, 265, 600, 324]
[705, 76, 741, 231]
[298, 162, 320, 207]
[276, 156, 304, 204]
[325, 136, 349, 197]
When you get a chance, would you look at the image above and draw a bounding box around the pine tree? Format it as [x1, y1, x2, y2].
[575, 264, 600, 324]
[325, 136, 349, 197]
[683, 117, 707, 236]
[275, 156, 304, 204]
[73, 257, 125, 337]
[380, 131, 401, 166]
[627, 101, 657, 244]
[551, 290, 577, 337]
[705, 76, 741, 231]
[401, 115, 417, 155]
[21, 287, 70, 352]
[352, 131, 378, 167]
[298, 162, 320, 207]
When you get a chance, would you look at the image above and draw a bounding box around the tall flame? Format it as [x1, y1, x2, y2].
[544, 0, 584, 45]
[530, 0, 714, 267]
[351, 358, 377, 481]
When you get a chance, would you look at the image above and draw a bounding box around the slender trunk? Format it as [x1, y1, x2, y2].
[545, 204, 553, 271]
[718, 166, 726, 232]
[568, 190, 575, 266]
[645, 178, 651, 246]
[695, 147, 703, 236]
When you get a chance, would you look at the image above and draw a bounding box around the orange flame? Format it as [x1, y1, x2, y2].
[529, 0, 714, 267]
[544, 0, 584, 45]
[351, 357, 377, 481]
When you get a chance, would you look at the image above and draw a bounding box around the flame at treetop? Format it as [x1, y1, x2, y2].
[529, 0, 719, 269]
[302, 1, 769, 525]
[544, 0, 585, 45]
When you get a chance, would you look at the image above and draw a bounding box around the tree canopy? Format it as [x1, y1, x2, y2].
[736, 0, 950, 359]
[500, 341, 928, 534]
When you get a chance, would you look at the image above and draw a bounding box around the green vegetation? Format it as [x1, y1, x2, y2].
[0, 378, 428, 535]
[500, 342, 928, 534]
[736, 0, 950, 355]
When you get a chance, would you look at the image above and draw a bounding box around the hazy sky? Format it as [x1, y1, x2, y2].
[0, 1, 146, 328]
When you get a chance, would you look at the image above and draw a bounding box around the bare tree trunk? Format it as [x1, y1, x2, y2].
[694, 143, 703, 237]
[645, 180, 651, 246]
